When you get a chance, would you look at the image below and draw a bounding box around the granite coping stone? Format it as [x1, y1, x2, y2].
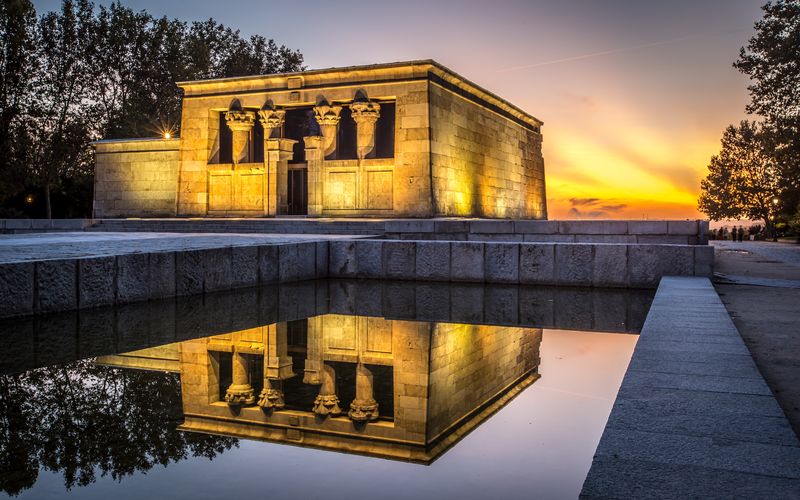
[581, 276, 800, 498]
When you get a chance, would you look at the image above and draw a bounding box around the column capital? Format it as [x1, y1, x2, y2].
[312, 394, 342, 417]
[348, 399, 379, 422]
[313, 104, 342, 125]
[225, 110, 256, 132]
[350, 101, 381, 124]
[266, 138, 298, 153]
[258, 108, 286, 130]
[303, 136, 323, 150]
[224, 384, 255, 406]
[257, 388, 285, 409]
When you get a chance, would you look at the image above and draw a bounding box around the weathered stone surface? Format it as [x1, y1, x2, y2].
[592, 244, 627, 287]
[35, 259, 76, 313]
[694, 245, 714, 277]
[627, 220, 668, 234]
[202, 247, 232, 292]
[296, 242, 317, 280]
[484, 286, 518, 324]
[116, 253, 150, 302]
[450, 242, 484, 282]
[559, 220, 627, 235]
[355, 240, 383, 278]
[278, 244, 299, 282]
[668, 220, 699, 235]
[258, 245, 279, 283]
[329, 240, 356, 277]
[484, 243, 519, 283]
[469, 220, 515, 234]
[383, 241, 415, 278]
[575, 234, 636, 244]
[519, 244, 554, 284]
[176, 250, 204, 295]
[554, 244, 593, 285]
[514, 220, 558, 234]
[78, 257, 115, 307]
[148, 252, 175, 299]
[0, 262, 33, 317]
[522, 234, 576, 243]
[230, 245, 258, 288]
[628, 245, 694, 287]
[416, 241, 450, 281]
[315, 241, 329, 278]
[385, 220, 435, 233]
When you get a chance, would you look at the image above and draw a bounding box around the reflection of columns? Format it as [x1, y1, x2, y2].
[258, 323, 294, 409]
[304, 136, 323, 217]
[225, 110, 255, 164]
[312, 363, 341, 417]
[225, 348, 255, 406]
[304, 317, 323, 385]
[265, 138, 296, 216]
[348, 362, 379, 422]
[258, 108, 285, 139]
[350, 101, 381, 160]
[313, 104, 342, 159]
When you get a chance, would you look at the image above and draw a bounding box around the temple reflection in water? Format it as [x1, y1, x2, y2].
[98, 315, 542, 463]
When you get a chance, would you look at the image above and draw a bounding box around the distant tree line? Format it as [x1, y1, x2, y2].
[0, 0, 304, 218]
[699, 0, 799, 237]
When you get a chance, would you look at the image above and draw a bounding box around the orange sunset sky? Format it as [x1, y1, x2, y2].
[35, 0, 766, 220]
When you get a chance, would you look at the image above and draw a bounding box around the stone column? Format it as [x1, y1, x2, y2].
[225, 348, 255, 406]
[348, 362, 379, 422]
[350, 101, 381, 160]
[303, 316, 323, 385]
[304, 136, 324, 216]
[265, 138, 297, 216]
[258, 108, 285, 140]
[312, 363, 342, 418]
[313, 104, 342, 159]
[225, 110, 256, 164]
[258, 323, 294, 410]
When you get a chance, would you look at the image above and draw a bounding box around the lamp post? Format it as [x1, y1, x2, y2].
[772, 198, 780, 241]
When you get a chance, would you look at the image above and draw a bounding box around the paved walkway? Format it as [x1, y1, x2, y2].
[581, 277, 800, 498]
[0, 232, 365, 263]
[712, 240, 800, 438]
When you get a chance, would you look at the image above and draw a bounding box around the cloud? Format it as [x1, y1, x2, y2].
[564, 198, 628, 219]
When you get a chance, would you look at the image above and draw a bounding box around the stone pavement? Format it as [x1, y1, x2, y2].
[581, 277, 800, 498]
[0, 231, 363, 263]
[713, 240, 800, 437]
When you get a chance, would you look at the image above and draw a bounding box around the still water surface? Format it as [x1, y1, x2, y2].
[0, 280, 650, 499]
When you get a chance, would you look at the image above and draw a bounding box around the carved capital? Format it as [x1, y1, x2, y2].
[258, 109, 286, 131]
[350, 101, 381, 124]
[348, 399, 379, 422]
[225, 110, 256, 132]
[313, 104, 342, 125]
[257, 388, 285, 409]
[312, 394, 342, 417]
[224, 384, 255, 406]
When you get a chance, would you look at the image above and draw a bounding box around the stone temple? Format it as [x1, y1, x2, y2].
[93, 60, 546, 219]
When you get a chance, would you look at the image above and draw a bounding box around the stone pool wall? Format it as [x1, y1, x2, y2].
[0, 238, 711, 318]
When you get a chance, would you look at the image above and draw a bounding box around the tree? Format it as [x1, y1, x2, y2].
[699, 121, 780, 233]
[0, 0, 37, 212]
[0, 360, 237, 496]
[734, 1, 800, 215]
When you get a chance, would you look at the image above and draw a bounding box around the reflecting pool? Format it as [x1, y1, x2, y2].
[0, 280, 651, 499]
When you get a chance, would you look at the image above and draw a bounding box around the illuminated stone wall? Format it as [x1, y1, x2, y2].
[429, 80, 546, 218]
[426, 325, 542, 441]
[93, 138, 180, 217]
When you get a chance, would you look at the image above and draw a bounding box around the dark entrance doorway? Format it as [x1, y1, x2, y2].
[287, 168, 308, 215]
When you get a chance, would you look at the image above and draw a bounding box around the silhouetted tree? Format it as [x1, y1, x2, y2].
[0, 0, 37, 214]
[0, 359, 237, 496]
[734, 0, 800, 215]
[699, 121, 780, 234]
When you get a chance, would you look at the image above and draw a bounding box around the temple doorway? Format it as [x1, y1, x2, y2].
[287, 167, 308, 215]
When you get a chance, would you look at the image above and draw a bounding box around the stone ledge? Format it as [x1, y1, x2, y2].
[581, 276, 800, 498]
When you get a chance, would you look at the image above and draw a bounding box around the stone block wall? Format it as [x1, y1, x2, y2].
[428, 81, 546, 218]
[93, 138, 180, 217]
[426, 325, 541, 441]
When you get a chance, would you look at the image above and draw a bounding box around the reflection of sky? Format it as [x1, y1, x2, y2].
[20, 328, 637, 500]
[32, 0, 763, 219]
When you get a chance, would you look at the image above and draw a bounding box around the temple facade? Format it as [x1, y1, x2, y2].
[98, 315, 542, 463]
[93, 60, 546, 219]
